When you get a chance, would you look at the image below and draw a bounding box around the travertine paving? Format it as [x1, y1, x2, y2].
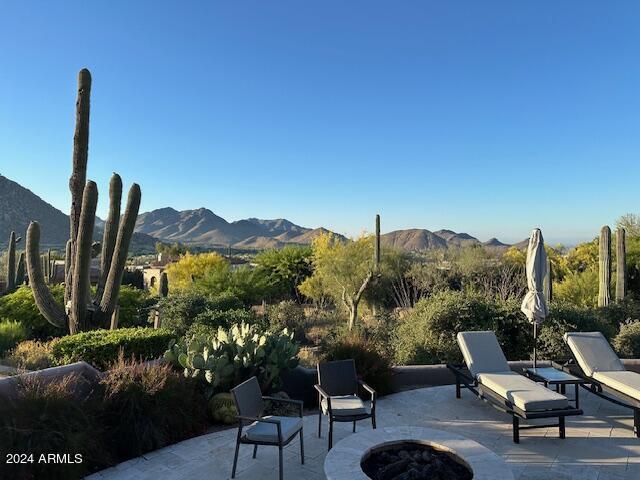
[86, 385, 640, 480]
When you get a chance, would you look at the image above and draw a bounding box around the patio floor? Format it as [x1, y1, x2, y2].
[86, 384, 640, 480]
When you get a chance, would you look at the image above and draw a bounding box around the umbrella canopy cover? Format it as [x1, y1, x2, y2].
[521, 228, 549, 325]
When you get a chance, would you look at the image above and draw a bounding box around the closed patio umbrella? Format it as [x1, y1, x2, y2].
[521, 228, 549, 369]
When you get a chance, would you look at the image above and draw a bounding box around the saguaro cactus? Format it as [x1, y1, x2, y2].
[616, 227, 627, 302]
[25, 69, 141, 334]
[375, 214, 381, 269]
[4, 232, 23, 294]
[598, 225, 611, 307]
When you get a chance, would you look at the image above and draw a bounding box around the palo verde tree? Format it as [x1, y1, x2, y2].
[300, 215, 381, 330]
[25, 69, 141, 334]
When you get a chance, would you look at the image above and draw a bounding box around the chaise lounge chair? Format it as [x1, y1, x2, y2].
[564, 331, 640, 437]
[447, 331, 583, 443]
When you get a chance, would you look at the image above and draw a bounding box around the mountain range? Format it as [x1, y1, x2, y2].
[0, 174, 525, 252]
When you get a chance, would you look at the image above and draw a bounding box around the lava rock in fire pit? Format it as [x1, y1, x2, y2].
[361, 441, 473, 480]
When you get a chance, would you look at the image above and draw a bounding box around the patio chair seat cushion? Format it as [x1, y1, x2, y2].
[321, 394, 367, 416]
[245, 416, 302, 443]
[592, 371, 640, 401]
[478, 371, 569, 411]
[564, 332, 625, 377]
[457, 331, 510, 378]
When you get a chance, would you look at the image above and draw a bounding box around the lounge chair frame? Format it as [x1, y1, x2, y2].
[447, 363, 583, 443]
[559, 358, 640, 437]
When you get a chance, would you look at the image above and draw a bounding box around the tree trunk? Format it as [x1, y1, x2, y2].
[348, 300, 358, 331]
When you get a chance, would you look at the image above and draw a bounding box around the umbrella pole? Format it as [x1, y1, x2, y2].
[533, 322, 537, 369]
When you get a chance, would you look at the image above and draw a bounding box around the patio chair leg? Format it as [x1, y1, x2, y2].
[559, 416, 565, 439]
[328, 418, 333, 450]
[372, 412, 377, 430]
[253, 444, 258, 459]
[300, 427, 305, 464]
[353, 421, 356, 433]
[231, 429, 241, 478]
[512, 416, 519, 444]
[278, 446, 283, 480]
[456, 377, 461, 399]
[318, 410, 322, 438]
[634, 409, 640, 438]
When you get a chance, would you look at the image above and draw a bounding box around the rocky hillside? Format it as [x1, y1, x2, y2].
[0, 175, 69, 246]
[0, 174, 156, 252]
[135, 208, 347, 248]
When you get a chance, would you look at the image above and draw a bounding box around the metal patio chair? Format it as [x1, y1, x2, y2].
[231, 376, 304, 480]
[315, 359, 376, 450]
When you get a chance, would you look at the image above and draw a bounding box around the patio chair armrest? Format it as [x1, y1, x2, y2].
[358, 380, 377, 405]
[263, 396, 304, 417]
[447, 363, 477, 385]
[314, 384, 333, 413]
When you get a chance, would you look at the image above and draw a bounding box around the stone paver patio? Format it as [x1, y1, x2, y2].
[87, 385, 640, 480]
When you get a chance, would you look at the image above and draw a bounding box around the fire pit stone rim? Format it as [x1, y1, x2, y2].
[324, 426, 514, 480]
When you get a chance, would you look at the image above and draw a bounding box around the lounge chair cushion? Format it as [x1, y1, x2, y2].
[321, 394, 367, 416]
[478, 371, 569, 411]
[564, 332, 625, 377]
[592, 371, 640, 401]
[245, 415, 303, 442]
[457, 331, 510, 377]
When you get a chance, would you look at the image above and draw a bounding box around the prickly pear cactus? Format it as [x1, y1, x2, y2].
[164, 322, 300, 394]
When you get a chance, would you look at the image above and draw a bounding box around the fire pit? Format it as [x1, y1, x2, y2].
[324, 426, 514, 480]
[361, 441, 472, 480]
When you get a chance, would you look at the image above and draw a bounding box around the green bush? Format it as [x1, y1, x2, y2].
[50, 328, 176, 370]
[613, 321, 640, 358]
[324, 333, 394, 395]
[4, 340, 53, 371]
[116, 285, 155, 328]
[537, 302, 618, 361]
[266, 301, 307, 341]
[193, 308, 257, 330]
[159, 291, 245, 335]
[0, 285, 65, 339]
[554, 269, 599, 308]
[0, 320, 28, 356]
[394, 291, 531, 365]
[209, 392, 237, 425]
[99, 355, 207, 458]
[0, 374, 111, 480]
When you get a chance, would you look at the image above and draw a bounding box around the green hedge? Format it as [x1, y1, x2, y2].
[50, 328, 176, 370]
[0, 320, 28, 355]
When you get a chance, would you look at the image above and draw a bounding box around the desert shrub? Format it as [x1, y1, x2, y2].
[0, 374, 110, 480]
[165, 323, 299, 394]
[266, 300, 307, 341]
[395, 291, 502, 364]
[0, 285, 65, 339]
[536, 302, 618, 361]
[99, 355, 207, 459]
[50, 328, 176, 370]
[324, 333, 394, 395]
[159, 291, 245, 335]
[4, 340, 53, 370]
[554, 269, 599, 308]
[116, 285, 155, 328]
[0, 320, 27, 355]
[193, 308, 257, 330]
[613, 321, 640, 358]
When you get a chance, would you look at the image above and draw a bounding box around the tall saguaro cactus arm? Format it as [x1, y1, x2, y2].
[616, 227, 626, 302]
[96, 183, 141, 323]
[95, 174, 122, 303]
[67, 68, 92, 306]
[6, 232, 18, 293]
[69, 181, 98, 334]
[25, 222, 67, 329]
[598, 225, 612, 307]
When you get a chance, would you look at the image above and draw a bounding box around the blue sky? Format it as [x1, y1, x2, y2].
[1, 1, 639, 245]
